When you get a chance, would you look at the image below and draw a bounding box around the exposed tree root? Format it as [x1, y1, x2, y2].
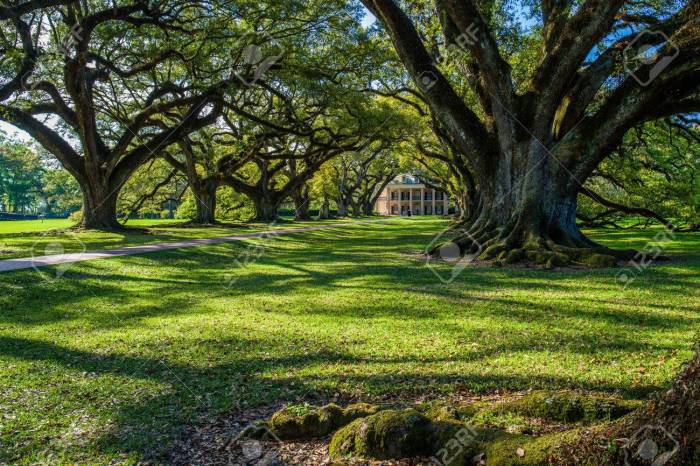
[430, 216, 642, 269]
[241, 391, 658, 465]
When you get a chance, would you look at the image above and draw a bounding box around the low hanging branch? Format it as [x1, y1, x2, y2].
[579, 187, 678, 230]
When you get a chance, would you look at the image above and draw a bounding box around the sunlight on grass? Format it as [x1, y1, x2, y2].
[0, 218, 697, 463]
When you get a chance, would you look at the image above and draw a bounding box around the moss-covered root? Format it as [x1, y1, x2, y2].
[487, 391, 643, 423]
[330, 409, 433, 460]
[329, 408, 493, 465]
[483, 429, 584, 466]
[267, 402, 380, 440]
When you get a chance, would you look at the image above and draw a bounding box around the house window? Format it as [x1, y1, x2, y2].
[424, 205, 432, 215]
[391, 205, 398, 214]
[424, 192, 433, 200]
[435, 192, 445, 201]
[390, 191, 397, 200]
[435, 205, 443, 215]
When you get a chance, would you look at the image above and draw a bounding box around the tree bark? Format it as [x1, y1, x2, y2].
[437, 150, 636, 267]
[251, 194, 282, 223]
[639, 341, 700, 466]
[336, 196, 350, 216]
[79, 179, 123, 230]
[319, 194, 331, 219]
[292, 183, 311, 220]
[191, 181, 218, 225]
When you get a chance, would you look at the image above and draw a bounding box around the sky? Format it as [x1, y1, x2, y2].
[0, 122, 31, 142]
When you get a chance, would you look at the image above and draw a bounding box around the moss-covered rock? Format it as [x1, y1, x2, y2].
[268, 402, 380, 440]
[421, 401, 462, 422]
[487, 391, 642, 423]
[340, 402, 381, 424]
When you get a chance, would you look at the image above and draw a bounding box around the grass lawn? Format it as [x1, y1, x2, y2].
[0, 216, 363, 260]
[0, 217, 698, 464]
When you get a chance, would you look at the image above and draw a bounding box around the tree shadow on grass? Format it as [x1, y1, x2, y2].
[0, 334, 665, 463]
[0, 223, 697, 462]
[1, 225, 697, 333]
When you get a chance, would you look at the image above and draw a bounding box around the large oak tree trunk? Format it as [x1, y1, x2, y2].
[79, 178, 123, 230]
[630, 341, 700, 466]
[251, 194, 282, 223]
[191, 182, 218, 225]
[443, 150, 634, 267]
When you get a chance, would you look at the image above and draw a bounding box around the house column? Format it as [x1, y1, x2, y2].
[420, 188, 424, 216]
[397, 189, 402, 216]
[444, 194, 449, 215]
[431, 189, 436, 215]
[386, 187, 391, 215]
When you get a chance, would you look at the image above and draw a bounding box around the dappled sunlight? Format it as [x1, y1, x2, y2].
[0, 219, 698, 461]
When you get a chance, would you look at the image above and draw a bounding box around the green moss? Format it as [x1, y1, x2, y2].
[505, 248, 527, 264]
[481, 244, 506, 260]
[483, 430, 581, 466]
[330, 407, 496, 465]
[340, 402, 381, 424]
[282, 402, 316, 417]
[423, 402, 460, 421]
[269, 402, 380, 440]
[546, 253, 570, 269]
[526, 250, 553, 265]
[488, 391, 642, 423]
[329, 409, 434, 460]
[580, 253, 617, 268]
[471, 409, 534, 434]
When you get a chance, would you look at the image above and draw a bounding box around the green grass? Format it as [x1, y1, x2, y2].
[0, 216, 360, 260]
[0, 218, 186, 234]
[0, 217, 698, 464]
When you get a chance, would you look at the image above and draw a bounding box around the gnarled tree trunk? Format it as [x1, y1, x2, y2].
[336, 196, 350, 216]
[79, 179, 123, 230]
[191, 181, 218, 225]
[443, 151, 624, 267]
[251, 194, 282, 223]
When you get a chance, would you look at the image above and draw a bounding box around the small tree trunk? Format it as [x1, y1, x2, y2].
[292, 184, 311, 220]
[336, 197, 349, 216]
[319, 194, 331, 219]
